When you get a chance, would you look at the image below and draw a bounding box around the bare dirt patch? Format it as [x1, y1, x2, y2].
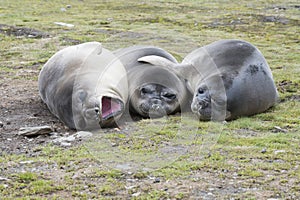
[0, 68, 72, 155]
[0, 24, 50, 38]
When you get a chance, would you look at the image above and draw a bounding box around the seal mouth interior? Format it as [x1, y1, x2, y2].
[101, 96, 123, 120]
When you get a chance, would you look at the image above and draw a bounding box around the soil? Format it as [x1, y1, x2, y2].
[0, 71, 73, 155]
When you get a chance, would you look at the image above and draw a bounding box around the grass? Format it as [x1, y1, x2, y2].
[0, 0, 299, 199]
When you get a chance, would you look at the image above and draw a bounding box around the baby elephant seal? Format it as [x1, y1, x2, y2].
[148, 39, 279, 121]
[114, 46, 188, 118]
[38, 42, 128, 130]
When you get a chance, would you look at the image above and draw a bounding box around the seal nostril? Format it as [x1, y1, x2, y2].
[152, 104, 160, 111]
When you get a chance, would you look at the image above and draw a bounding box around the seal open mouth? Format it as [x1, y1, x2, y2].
[101, 97, 123, 121]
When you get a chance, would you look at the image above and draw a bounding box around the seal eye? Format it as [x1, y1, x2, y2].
[198, 88, 205, 94]
[163, 93, 176, 100]
[95, 107, 100, 115]
[141, 87, 153, 95]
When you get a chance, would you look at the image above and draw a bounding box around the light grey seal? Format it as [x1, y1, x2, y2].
[38, 42, 128, 130]
[113, 45, 189, 118]
[140, 39, 279, 121]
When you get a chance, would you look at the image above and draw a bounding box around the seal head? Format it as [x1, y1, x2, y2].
[114, 45, 188, 118]
[39, 42, 128, 130]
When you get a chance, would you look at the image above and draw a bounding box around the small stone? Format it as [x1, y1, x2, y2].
[54, 22, 75, 28]
[125, 185, 137, 190]
[153, 178, 160, 183]
[65, 135, 76, 142]
[0, 121, 3, 128]
[273, 126, 287, 133]
[274, 150, 286, 155]
[60, 142, 71, 147]
[66, 5, 72, 9]
[19, 160, 34, 164]
[132, 192, 141, 197]
[261, 148, 267, 153]
[111, 143, 118, 147]
[49, 132, 59, 139]
[18, 126, 53, 137]
[75, 131, 93, 138]
[60, 7, 67, 12]
[0, 177, 10, 181]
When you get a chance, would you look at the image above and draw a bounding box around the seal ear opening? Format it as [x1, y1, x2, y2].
[101, 97, 124, 121]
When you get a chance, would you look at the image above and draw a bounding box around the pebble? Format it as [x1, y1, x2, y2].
[0, 121, 3, 128]
[274, 150, 286, 154]
[273, 126, 287, 133]
[261, 148, 267, 153]
[74, 131, 93, 139]
[19, 160, 34, 164]
[53, 136, 68, 144]
[0, 177, 10, 181]
[52, 131, 93, 146]
[65, 135, 76, 142]
[153, 178, 160, 183]
[60, 142, 71, 147]
[49, 132, 59, 139]
[132, 192, 141, 197]
[54, 22, 74, 28]
[18, 125, 54, 137]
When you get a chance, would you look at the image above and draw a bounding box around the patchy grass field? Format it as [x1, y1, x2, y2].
[0, 0, 299, 199]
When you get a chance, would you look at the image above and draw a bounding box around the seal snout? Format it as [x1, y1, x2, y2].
[151, 103, 161, 111]
[192, 98, 210, 112]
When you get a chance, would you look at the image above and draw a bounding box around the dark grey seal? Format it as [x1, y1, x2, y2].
[143, 39, 279, 121]
[114, 45, 189, 118]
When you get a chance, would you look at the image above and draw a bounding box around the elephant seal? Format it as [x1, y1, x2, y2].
[38, 42, 128, 130]
[113, 45, 189, 118]
[140, 39, 279, 121]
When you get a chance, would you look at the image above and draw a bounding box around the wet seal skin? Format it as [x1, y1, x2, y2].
[114, 45, 189, 118]
[152, 39, 279, 121]
[38, 42, 128, 130]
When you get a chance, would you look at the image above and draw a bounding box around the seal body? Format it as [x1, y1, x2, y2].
[114, 46, 188, 118]
[176, 39, 278, 120]
[38, 42, 128, 130]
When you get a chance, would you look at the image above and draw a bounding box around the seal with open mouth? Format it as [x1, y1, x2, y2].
[38, 42, 128, 130]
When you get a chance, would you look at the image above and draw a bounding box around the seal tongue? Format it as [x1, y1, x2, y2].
[101, 97, 122, 120]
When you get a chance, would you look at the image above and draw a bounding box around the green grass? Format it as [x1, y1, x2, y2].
[0, 0, 299, 199]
